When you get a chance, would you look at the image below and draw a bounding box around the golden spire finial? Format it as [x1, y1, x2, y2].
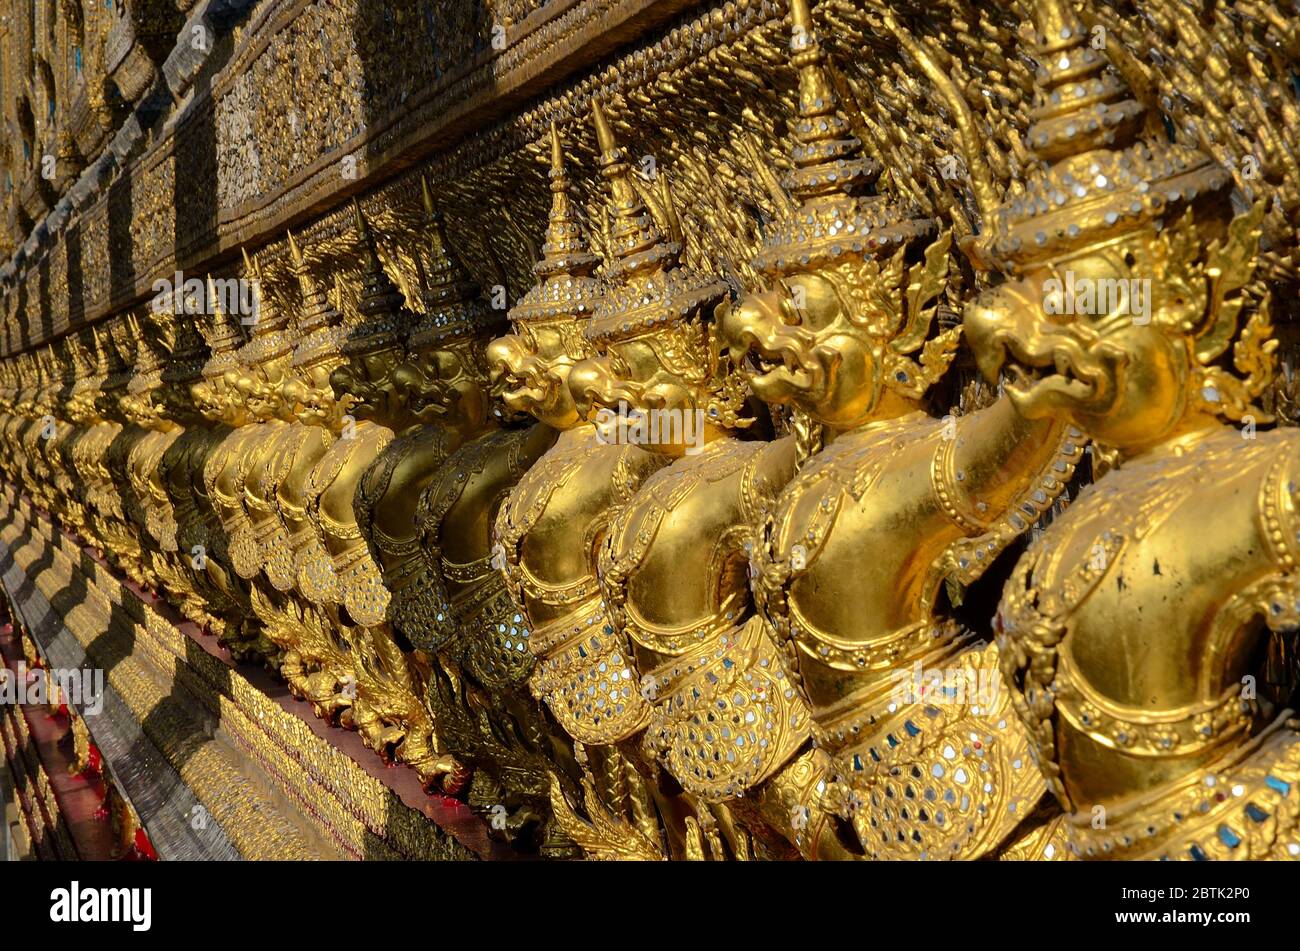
[200, 273, 246, 381]
[508, 123, 603, 327]
[101, 320, 130, 378]
[420, 172, 436, 218]
[285, 229, 346, 367]
[82, 324, 105, 374]
[417, 173, 479, 296]
[969, 0, 1231, 271]
[591, 97, 671, 271]
[202, 273, 244, 356]
[352, 197, 386, 285]
[783, 0, 879, 205]
[207, 272, 225, 320]
[345, 199, 414, 356]
[408, 174, 501, 348]
[585, 98, 726, 349]
[550, 119, 564, 166]
[163, 299, 212, 387]
[1023, 0, 1142, 165]
[66, 332, 90, 383]
[751, 0, 933, 277]
[353, 196, 370, 241]
[127, 310, 167, 380]
[352, 197, 408, 324]
[287, 228, 331, 322]
[534, 122, 599, 280]
[239, 247, 286, 336]
[287, 230, 306, 273]
[287, 228, 333, 318]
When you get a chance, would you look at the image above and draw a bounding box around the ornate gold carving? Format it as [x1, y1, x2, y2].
[973, 0, 1300, 860]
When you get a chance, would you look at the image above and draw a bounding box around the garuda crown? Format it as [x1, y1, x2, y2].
[583, 98, 727, 350]
[346, 199, 419, 357]
[408, 177, 505, 351]
[970, 0, 1233, 274]
[289, 230, 350, 371]
[508, 123, 603, 337]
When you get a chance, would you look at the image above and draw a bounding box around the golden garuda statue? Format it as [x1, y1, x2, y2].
[971, 0, 1300, 861]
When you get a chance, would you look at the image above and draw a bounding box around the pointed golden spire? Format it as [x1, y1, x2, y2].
[202, 274, 244, 354]
[971, 0, 1232, 271]
[345, 198, 417, 357]
[586, 98, 726, 348]
[100, 320, 130, 380]
[128, 310, 167, 376]
[534, 122, 600, 279]
[353, 196, 374, 253]
[286, 229, 347, 368]
[164, 287, 211, 380]
[420, 172, 434, 212]
[1024, 0, 1143, 164]
[752, 0, 933, 277]
[783, 0, 879, 204]
[67, 326, 104, 405]
[591, 98, 673, 272]
[240, 246, 286, 335]
[287, 229, 333, 325]
[508, 123, 603, 327]
[287, 230, 306, 276]
[200, 273, 246, 381]
[67, 330, 90, 377]
[57, 340, 73, 376]
[353, 198, 406, 320]
[125, 311, 169, 402]
[550, 117, 563, 167]
[408, 174, 501, 349]
[83, 324, 106, 375]
[419, 173, 478, 295]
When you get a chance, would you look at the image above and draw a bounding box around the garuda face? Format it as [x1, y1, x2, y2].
[965, 215, 1238, 456]
[156, 378, 206, 428]
[330, 342, 407, 429]
[487, 321, 585, 431]
[721, 270, 880, 430]
[286, 359, 349, 431]
[235, 354, 295, 422]
[568, 324, 733, 458]
[121, 381, 168, 430]
[394, 338, 491, 436]
[191, 374, 239, 425]
[570, 334, 693, 431]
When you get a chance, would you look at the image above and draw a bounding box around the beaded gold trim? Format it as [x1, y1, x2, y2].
[1063, 714, 1300, 860]
[1054, 648, 1257, 758]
